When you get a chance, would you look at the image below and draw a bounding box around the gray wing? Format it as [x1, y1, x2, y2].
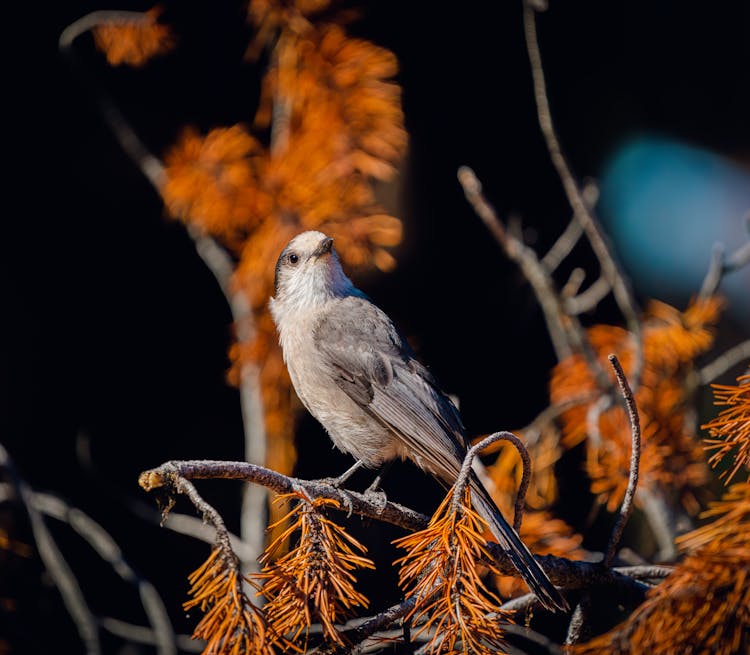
[313, 295, 467, 481]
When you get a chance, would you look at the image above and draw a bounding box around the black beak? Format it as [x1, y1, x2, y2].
[312, 236, 334, 259]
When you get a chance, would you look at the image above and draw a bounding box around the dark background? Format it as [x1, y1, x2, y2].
[4, 1, 750, 652]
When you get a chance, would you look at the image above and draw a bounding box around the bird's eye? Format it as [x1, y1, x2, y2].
[288, 252, 299, 265]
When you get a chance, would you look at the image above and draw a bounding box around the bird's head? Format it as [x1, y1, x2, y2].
[271, 231, 355, 314]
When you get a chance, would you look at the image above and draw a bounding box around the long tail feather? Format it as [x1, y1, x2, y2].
[469, 472, 568, 612]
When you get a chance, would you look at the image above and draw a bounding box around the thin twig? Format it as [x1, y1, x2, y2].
[637, 488, 678, 561]
[541, 182, 599, 273]
[458, 166, 607, 388]
[604, 354, 641, 567]
[563, 598, 589, 646]
[522, 1, 643, 386]
[697, 339, 750, 385]
[518, 393, 599, 448]
[699, 216, 750, 297]
[541, 217, 584, 273]
[453, 431, 531, 531]
[565, 276, 611, 315]
[0, 445, 101, 655]
[330, 598, 416, 655]
[100, 618, 202, 652]
[33, 493, 176, 655]
[612, 565, 673, 580]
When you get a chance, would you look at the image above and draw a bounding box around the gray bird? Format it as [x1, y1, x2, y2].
[270, 230, 567, 612]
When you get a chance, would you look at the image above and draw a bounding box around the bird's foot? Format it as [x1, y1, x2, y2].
[363, 485, 389, 514]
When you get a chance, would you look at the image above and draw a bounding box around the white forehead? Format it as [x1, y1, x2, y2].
[288, 230, 330, 253]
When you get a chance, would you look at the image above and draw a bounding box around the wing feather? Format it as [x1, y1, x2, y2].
[314, 296, 466, 480]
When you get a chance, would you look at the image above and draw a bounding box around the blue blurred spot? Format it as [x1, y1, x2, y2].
[599, 135, 750, 325]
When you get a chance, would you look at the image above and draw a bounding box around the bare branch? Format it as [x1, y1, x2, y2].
[100, 618, 201, 652]
[328, 598, 416, 655]
[140, 458, 663, 601]
[522, 1, 643, 385]
[541, 217, 584, 273]
[541, 182, 599, 273]
[604, 355, 641, 567]
[563, 598, 589, 646]
[637, 488, 678, 562]
[699, 216, 750, 297]
[458, 166, 608, 390]
[139, 460, 430, 533]
[518, 393, 599, 448]
[0, 445, 101, 655]
[33, 492, 176, 655]
[564, 276, 611, 315]
[613, 565, 673, 580]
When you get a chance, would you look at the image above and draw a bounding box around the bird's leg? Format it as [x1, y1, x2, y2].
[365, 460, 394, 493]
[327, 459, 366, 488]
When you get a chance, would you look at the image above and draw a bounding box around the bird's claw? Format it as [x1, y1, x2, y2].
[364, 487, 388, 514]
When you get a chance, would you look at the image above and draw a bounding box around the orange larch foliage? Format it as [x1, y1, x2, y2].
[259, 492, 374, 648]
[550, 297, 722, 513]
[184, 548, 277, 655]
[573, 480, 750, 655]
[395, 488, 514, 655]
[702, 368, 750, 483]
[92, 5, 175, 67]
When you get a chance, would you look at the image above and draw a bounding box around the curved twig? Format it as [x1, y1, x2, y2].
[455, 432, 531, 531]
[604, 354, 641, 567]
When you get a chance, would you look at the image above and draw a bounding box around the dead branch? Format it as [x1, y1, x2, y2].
[457, 166, 607, 389]
[604, 354, 641, 567]
[139, 460, 430, 533]
[140, 459, 662, 602]
[32, 492, 176, 655]
[0, 444, 101, 655]
[522, 1, 643, 385]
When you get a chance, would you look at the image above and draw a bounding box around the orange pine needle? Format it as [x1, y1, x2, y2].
[184, 548, 278, 655]
[259, 492, 374, 648]
[394, 488, 513, 655]
[702, 369, 750, 483]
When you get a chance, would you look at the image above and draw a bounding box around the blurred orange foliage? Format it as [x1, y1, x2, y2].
[93, 5, 174, 67]
[551, 297, 722, 513]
